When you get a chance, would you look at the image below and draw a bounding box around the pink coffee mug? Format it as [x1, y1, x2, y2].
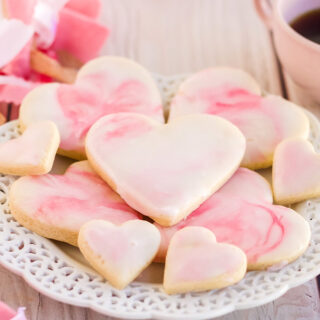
[254, 0, 320, 102]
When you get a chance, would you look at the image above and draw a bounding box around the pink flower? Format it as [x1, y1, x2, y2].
[0, 0, 108, 117]
[0, 302, 27, 320]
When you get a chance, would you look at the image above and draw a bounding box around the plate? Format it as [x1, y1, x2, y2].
[0, 74, 320, 320]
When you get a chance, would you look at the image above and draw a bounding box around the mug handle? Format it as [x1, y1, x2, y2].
[254, 0, 274, 29]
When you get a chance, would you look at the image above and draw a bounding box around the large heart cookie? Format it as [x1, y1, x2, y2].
[78, 220, 161, 289]
[163, 227, 247, 294]
[156, 168, 311, 269]
[273, 138, 320, 205]
[86, 113, 246, 226]
[0, 121, 59, 175]
[20, 56, 164, 159]
[169, 67, 309, 169]
[9, 161, 141, 245]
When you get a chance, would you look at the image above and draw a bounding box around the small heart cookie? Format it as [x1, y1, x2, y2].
[9, 161, 141, 245]
[20, 56, 164, 159]
[273, 138, 320, 205]
[156, 168, 311, 270]
[0, 121, 59, 175]
[78, 220, 161, 289]
[169, 67, 309, 169]
[86, 113, 246, 226]
[163, 227, 247, 294]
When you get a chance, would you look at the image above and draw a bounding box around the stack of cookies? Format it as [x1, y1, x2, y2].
[1, 56, 314, 294]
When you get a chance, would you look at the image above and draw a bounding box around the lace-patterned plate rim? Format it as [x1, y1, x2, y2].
[0, 74, 319, 320]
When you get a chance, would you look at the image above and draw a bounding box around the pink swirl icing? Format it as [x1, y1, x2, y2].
[155, 168, 301, 264]
[170, 73, 309, 168]
[13, 161, 141, 231]
[57, 73, 163, 151]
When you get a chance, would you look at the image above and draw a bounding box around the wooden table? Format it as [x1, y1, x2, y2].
[1, 0, 320, 319]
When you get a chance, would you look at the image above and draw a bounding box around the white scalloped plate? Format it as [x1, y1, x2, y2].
[0, 75, 320, 320]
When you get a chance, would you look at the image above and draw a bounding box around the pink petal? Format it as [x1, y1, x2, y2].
[2, 39, 32, 78]
[0, 75, 39, 105]
[51, 7, 108, 62]
[32, 0, 69, 49]
[11, 307, 27, 320]
[2, 0, 37, 23]
[0, 301, 18, 320]
[0, 19, 33, 69]
[65, 0, 101, 18]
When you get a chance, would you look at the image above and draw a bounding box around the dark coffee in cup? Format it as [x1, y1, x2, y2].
[290, 8, 320, 45]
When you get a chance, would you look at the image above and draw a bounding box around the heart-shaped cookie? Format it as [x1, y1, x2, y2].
[0, 121, 59, 175]
[86, 113, 246, 226]
[156, 168, 311, 270]
[169, 67, 310, 169]
[163, 227, 247, 294]
[19, 56, 164, 159]
[273, 138, 320, 205]
[78, 219, 161, 289]
[9, 161, 141, 245]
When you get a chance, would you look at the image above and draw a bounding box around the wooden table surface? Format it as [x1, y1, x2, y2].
[1, 0, 320, 319]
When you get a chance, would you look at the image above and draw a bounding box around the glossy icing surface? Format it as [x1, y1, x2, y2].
[163, 227, 247, 293]
[169, 68, 310, 169]
[156, 168, 311, 268]
[86, 112, 246, 226]
[10, 161, 141, 231]
[79, 219, 161, 289]
[0, 121, 59, 174]
[273, 138, 320, 204]
[20, 56, 164, 157]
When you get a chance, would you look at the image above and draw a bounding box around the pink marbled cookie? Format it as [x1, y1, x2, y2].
[0, 121, 59, 175]
[78, 220, 161, 289]
[86, 113, 246, 226]
[273, 138, 320, 205]
[169, 67, 310, 169]
[9, 161, 141, 245]
[155, 168, 311, 270]
[163, 227, 247, 294]
[20, 56, 164, 159]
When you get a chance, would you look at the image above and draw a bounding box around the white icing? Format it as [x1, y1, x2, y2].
[86, 113, 246, 226]
[79, 220, 161, 289]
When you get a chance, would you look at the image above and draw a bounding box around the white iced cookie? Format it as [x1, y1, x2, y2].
[86, 113, 246, 226]
[273, 137, 320, 205]
[169, 67, 309, 169]
[0, 121, 59, 175]
[155, 168, 311, 270]
[163, 227, 247, 294]
[78, 220, 161, 290]
[9, 161, 141, 245]
[20, 56, 164, 160]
